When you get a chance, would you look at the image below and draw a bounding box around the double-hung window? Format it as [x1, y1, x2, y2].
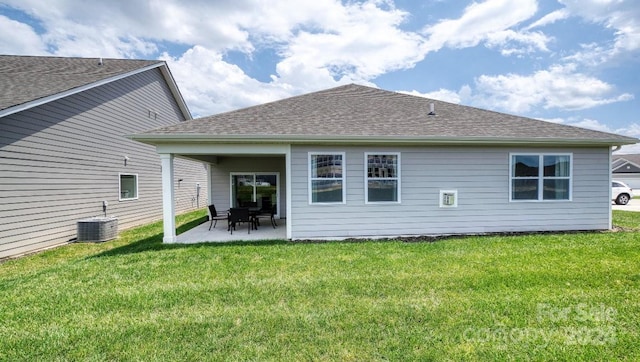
[510, 154, 571, 201]
[309, 153, 345, 204]
[365, 153, 400, 203]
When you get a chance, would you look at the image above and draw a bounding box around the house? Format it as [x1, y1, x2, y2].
[131, 84, 638, 242]
[612, 154, 640, 194]
[0, 55, 208, 258]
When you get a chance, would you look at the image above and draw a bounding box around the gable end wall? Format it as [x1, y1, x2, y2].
[0, 68, 207, 258]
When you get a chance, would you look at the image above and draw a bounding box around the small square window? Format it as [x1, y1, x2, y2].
[119, 174, 138, 200]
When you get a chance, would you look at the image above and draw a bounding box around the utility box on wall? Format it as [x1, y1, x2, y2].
[439, 190, 458, 208]
[77, 217, 118, 242]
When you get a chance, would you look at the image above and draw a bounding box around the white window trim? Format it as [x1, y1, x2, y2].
[119, 173, 139, 201]
[308, 152, 346, 205]
[364, 152, 401, 204]
[509, 153, 573, 202]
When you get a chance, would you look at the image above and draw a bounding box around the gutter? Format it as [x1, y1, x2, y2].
[129, 133, 639, 147]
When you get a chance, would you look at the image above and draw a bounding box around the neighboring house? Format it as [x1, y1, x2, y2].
[131, 84, 638, 242]
[0, 55, 208, 259]
[612, 154, 640, 194]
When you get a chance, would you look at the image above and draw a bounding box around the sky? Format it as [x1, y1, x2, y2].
[1, 0, 639, 152]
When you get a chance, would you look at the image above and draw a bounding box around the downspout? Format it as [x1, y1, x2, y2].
[608, 146, 620, 230]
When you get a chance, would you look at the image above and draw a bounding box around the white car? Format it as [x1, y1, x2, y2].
[612, 180, 633, 205]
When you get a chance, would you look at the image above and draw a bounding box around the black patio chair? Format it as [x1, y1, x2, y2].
[208, 204, 228, 230]
[255, 205, 277, 229]
[228, 208, 252, 235]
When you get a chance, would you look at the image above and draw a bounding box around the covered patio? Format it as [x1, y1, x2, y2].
[151, 144, 292, 244]
[176, 218, 287, 243]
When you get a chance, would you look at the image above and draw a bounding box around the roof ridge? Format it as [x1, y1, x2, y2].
[0, 54, 160, 63]
[0, 55, 166, 115]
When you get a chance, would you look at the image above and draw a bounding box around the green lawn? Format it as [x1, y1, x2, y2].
[1, 210, 639, 361]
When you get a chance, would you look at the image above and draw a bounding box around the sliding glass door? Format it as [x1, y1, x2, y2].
[231, 173, 279, 216]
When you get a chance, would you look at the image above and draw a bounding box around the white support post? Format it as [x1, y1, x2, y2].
[285, 145, 292, 239]
[608, 147, 613, 230]
[160, 153, 177, 243]
[206, 162, 214, 207]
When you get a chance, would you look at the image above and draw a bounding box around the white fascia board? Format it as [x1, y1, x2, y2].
[0, 62, 174, 118]
[155, 143, 290, 155]
[130, 133, 639, 147]
[157, 64, 192, 121]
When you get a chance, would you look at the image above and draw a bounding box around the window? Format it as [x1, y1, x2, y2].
[365, 153, 400, 203]
[510, 154, 571, 201]
[309, 153, 345, 204]
[119, 174, 138, 200]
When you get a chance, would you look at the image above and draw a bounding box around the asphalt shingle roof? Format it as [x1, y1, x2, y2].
[0, 55, 161, 112]
[613, 154, 640, 166]
[137, 84, 637, 145]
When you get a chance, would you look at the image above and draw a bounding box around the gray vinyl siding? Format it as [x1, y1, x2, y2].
[208, 156, 286, 217]
[290, 145, 610, 239]
[0, 68, 207, 259]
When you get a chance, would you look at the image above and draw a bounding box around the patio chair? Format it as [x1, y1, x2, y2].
[256, 205, 277, 229]
[229, 208, 252, 234]
[208, 204, 228, 230]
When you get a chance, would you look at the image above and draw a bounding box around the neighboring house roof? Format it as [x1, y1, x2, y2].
[612, 154, 640, 173]
[133, 84, 637, 146]
[0, 55, 191, 120]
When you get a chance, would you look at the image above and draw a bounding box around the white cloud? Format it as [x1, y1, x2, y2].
[526, 8, 570, 30]
[485, 29, 550, 56]
[543, 115, 640, 139]
[0, 0, 636, 128]
[540, 116, 640, 153]
[400, 89, 460, 104]
[560, 0, 640, 50]
[1, 0, 428, 111]
[575, 118, 640, 154]
[44, 24, 158, 58]
[557, 0, 640, 65]
[422, 0, 547, 54]
[274, 1, 425, 83]
[569, 118, 619, 133]
[0, 15, 47, 55]
[570, 118, 640, 154]
[618, 144, 640, 154]
[473, 63, 634, 113]
[160, 46, 297, 117]
[0, 0, 257, 53]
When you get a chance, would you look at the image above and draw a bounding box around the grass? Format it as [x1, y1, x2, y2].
[0, 209, 639, 361]
[612, 210, 640, 230]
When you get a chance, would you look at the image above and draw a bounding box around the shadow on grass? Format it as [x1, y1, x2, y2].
[91, 209, 635, 259]
[90, 216, 289, 258]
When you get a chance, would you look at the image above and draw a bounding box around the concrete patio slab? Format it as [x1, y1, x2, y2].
[176, 218, 287, 243]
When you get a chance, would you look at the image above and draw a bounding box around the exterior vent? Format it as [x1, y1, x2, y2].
[428, 103, 436, 116]
[77, 217, 118, 242]
[439, 190, 458, 208]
